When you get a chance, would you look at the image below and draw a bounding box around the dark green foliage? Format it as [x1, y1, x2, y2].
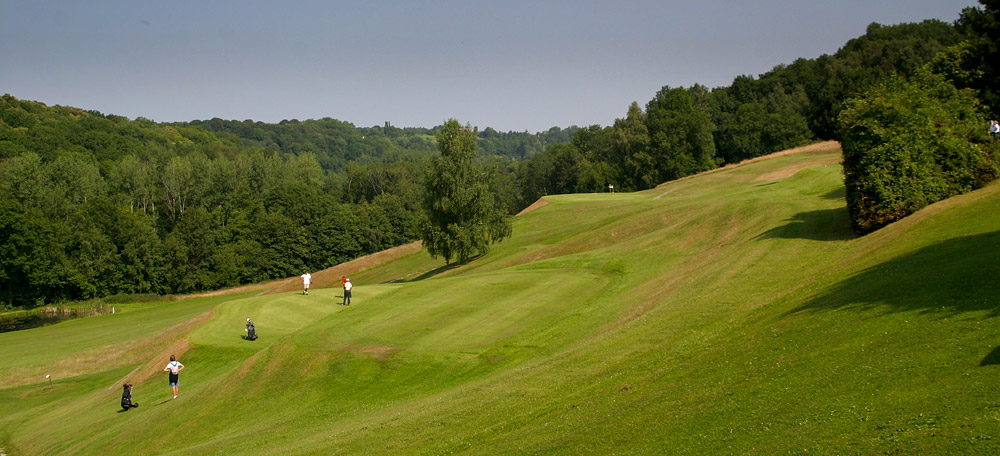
[0, 199, 32, 306]
[419, 120, 512, 264]
[644, 85, 717, 183]
[839, 71, 997, 233]
[0, 96, 566, 306]
[0, 97, 435, 307]
[0, 94, 570, 307]
[517, 143, 598, 204]
[711, 82, 815, 163]
[0, 200, 77, 306]
[611, 103, 650, 191]
[481, 157, 524, 215]
[516, 17, 968, 197]
[476, 126, 578, 160]
[807, 20, 965, 139]
[189, 117, 576, 165]
[936, 1, 1000, 118]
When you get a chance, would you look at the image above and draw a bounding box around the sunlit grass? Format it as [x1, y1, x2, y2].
[2, 142, 999, 454]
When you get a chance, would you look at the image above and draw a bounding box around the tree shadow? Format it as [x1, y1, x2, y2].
[821, 187, 846, 201]
[980, 346, 1000, 366]
[757, 207, 856, 241]
[787, 230, 1000, 316]
[395, 257, 479, 283]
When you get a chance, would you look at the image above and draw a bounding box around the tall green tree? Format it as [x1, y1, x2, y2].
[611, 102, 650, 191]
[644, 85, 717, 183]
[419, 120, 511, 264]
[839, 70, 997, 233]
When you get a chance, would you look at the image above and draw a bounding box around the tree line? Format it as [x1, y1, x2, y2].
[517, 18, 970, 201]
[0, 96, 565, 306]
[2, 2, 997, 307]
[520, 2, 999, 232]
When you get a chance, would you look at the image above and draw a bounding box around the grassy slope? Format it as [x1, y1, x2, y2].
[2, 141, 999, 455]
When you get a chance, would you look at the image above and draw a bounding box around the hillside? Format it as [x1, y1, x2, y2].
[2, 141, 999, 455]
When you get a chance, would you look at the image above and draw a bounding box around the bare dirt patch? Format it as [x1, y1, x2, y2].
[108, 310, 210, 388]
[358, 345, 396, 361]
[517, 198, 549, 215]
[301, 352, 333, 376]
[183, 282, 276, 299]
[265, 242, 424, 294]
[118, 338, 193, 388]
[180, 242, 425, 299]
[753, 150, 842, 182]
[162, 195, 549, 301]
[0, 311, 211, 390]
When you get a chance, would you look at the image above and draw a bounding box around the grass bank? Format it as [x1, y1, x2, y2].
[2, 142, 999, 454]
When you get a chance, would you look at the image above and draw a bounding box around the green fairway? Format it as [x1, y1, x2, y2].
[2, 142, 999, 455]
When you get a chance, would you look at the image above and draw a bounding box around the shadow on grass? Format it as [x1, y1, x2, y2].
[980, 346, 1000, 366]
[757, 207, 856, 242]
[787, 230, 1000, 316]
[821, 187, 845, 201]
[394, 259, 474, 283]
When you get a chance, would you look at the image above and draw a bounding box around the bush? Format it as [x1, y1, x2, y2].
[838, 70, 997, 233]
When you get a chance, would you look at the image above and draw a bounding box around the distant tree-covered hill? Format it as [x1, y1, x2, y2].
[183, 117, 576, 167]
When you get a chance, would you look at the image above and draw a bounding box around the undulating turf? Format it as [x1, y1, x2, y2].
[2, 141, 999, 455]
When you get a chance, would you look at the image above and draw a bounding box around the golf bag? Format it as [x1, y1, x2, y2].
[245, 318, 258, 341]
[121, 383, 138, 410]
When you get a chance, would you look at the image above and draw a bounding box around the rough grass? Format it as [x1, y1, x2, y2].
[2, 142, 1000, 455]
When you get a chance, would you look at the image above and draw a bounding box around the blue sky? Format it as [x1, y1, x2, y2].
[0, 1, 979, 132]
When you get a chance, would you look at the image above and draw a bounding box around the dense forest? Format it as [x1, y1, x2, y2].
[0, 99, 570, 306]
[2, 1, 997, 307]
[517, 18, 969, 199]
[519, 3, 998, 226]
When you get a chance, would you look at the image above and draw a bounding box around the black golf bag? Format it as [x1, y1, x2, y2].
[121, 383, 138, 410]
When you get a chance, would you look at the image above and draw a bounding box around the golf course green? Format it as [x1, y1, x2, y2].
[2, 141, 998, 454]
